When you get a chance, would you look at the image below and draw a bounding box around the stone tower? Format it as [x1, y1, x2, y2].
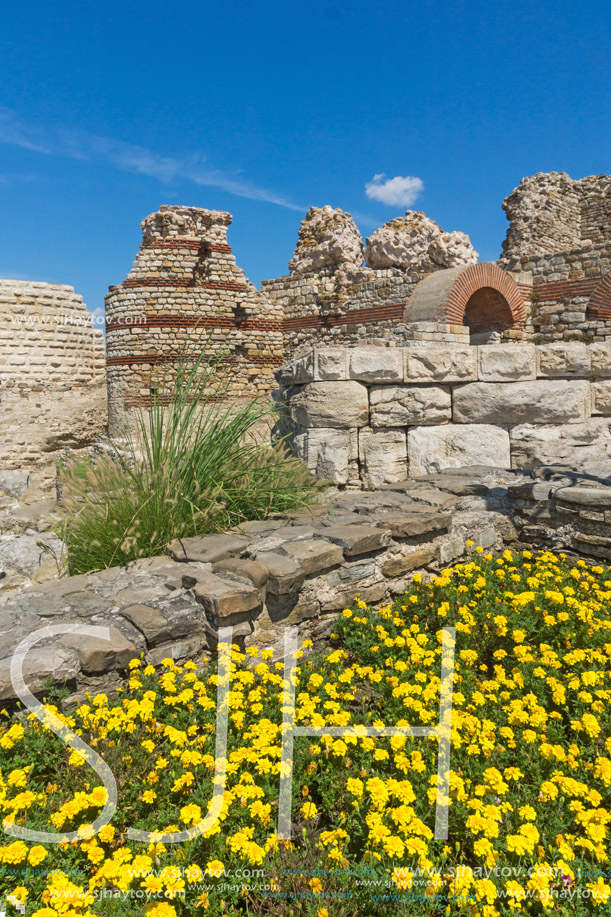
[104, 205, 284, 433]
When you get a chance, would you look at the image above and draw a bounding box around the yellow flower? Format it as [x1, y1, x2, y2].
[301, 801, 318, 819]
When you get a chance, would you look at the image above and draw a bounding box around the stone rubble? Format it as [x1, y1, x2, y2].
[3, 463, 611, 707]
[365, 211, 478, 272]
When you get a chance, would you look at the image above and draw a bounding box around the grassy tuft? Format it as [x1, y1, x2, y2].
[60, 337, 319, 575]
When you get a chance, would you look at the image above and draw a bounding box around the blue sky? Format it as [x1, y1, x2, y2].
[0, 0, 609, 320]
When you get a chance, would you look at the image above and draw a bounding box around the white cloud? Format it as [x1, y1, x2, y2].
[0, 107, 304, 211]
[365, 173, 424, 207]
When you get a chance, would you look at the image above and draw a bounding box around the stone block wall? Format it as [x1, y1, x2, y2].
[0, 281, 107, 488]
[276, 342, 611, 486]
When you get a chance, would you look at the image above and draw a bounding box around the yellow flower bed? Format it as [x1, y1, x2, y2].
[0, 548, 610, 915]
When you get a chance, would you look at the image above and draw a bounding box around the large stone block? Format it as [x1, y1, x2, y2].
[478, 344, 536, 381]
[290, 381, 369, 428]
[591, 381, 611, 415]
[453, 380, 591, 425]
[292, 428, 358, 484]
[510, 419, 611, 469]
[408, 425, 510, 475]
[315, 348, 348, 381]
[349, 347, 403, 383]
[404, 344, 477, 383]
[359, 428, 407, 486]
[588, 343, 611, 375]
[370, 385, 451, 427]
[536, 343, 590, 377]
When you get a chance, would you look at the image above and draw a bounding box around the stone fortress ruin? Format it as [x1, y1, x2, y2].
[2, 170, 611, 487]
[2, 170, 611, 486]
[2, 170, 611, 696]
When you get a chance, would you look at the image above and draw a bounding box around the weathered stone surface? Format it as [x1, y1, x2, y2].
[315, 348, 348, 381]
[292, 428, 358, 485]
[373, 511, 451, 538]
[0, 645, 78, 702]
[381, 545, 436, 576]
[510, 419, 611, 469]
[250, 553, 305, 595]
[212, 558, 269, 589]
[536, 343, 590, 377]
[478, 344, 536, 381]
[167, 534, 249, 564]
[61, 625, 137, 676]
[290, 381, 369, 429]
[591, 381, 611, 415]
[358, 429, 407, 487]
[349, 347, 403, 383]
[404, 345, 477, 383]
[588, 343, 611, 375]
[370, 384, 451, 427]
[289, 205, 365, 273]
[500, 172, 583, 259]
[119, 603, 197, 648]
[280, 539, 343, 576]
[408, 425, 511, 475]
[276, 352, 315, 384]
[324, 524, 391, 556]
[365, 211, 477, 272]
[556, 486, 611, 507]
[453, 381, 591, 425]
[193, 574, 262, 622]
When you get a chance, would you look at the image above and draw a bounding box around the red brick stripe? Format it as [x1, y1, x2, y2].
[106, 314, 283, 331]
[139, 240, 233, 253]
[121, 279, 249, 291]
[106, 352, 283, 367]
[283, 302, 406, 331]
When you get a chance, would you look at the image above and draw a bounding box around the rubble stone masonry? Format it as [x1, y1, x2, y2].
[0, 280, 106, 489]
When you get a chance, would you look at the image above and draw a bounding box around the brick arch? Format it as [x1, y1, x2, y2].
[587, 274, 611, 321]
[405, 262, 527, 329]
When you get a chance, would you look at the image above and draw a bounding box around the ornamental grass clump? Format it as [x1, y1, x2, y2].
[1, 549, 610, 915]
[60, 339, 317, 575]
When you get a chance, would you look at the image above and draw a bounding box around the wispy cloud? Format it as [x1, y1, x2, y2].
[0, 107, 304, 211]
[365, 173, 424, 207]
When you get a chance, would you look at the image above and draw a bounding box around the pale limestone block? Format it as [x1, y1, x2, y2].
[404, 344, 477, 383]
[359, 428, 407, 486]
[292, 428, 359, 485]
[588, 343, 611, 375]
[349, 347, 403, 382]
[370, 384, 451, 427]
[290, 381, 369, 429]
[407, 424, 510, 475]
[315, 347, 348, 380]
[590, 381, 611, 415]
[536, 342, 590, 377]
[453, 380, 591, 425]
[509, 419, 611, 469]
[478, 344, 536, 381]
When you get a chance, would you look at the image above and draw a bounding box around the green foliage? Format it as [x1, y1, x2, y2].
[60, 337, 318, 574]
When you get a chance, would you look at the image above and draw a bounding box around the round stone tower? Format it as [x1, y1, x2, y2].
[104, 205, 284, 433]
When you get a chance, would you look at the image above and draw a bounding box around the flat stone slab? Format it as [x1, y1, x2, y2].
[193, 573, 262, 623]
[167, 533, 250, 564]
[280, 539, 343, 575]
[61, 624, 137, 676]
[372, 511, 452, 538]
[555, 486, 611, 507]
[212, 558, 269, 588]
[249, 552, 305, 595]
[324, 524, 391, 556]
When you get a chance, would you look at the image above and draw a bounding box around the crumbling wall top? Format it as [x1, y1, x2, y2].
[365, 211, 478, 272]
[289, 205, 365, 274]
[141, 205, 233, 244]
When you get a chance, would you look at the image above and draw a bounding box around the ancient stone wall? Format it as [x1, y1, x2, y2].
[276, 341, 611, 486]
[0, 280, 106, 490]
[104, 206, 284, 433]
[262, 205, 479, 358]
[501, 171, 611, 260]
